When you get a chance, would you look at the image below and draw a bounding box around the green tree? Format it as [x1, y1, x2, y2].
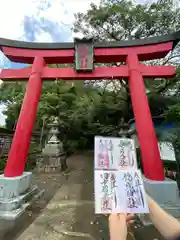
[0, 82, 26, 129]
[0, 79, 127, 153]
[73, 0, 180, 120]
[0, 0, 180, 156]
[74, 0, 180, 41]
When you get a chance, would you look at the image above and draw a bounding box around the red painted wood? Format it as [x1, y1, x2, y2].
[127, 53, 165, 181]
[95, 42, 173, 62]
[0, 68, 31, 80]
[139, 65, 176, 78]
[0, 65, 175, 81]
[1, 40, 175, 180]
[2, 42, 173, 64]
[4, 57, 45, 177]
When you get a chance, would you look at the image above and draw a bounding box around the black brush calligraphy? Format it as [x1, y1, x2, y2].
[118, 140, 135, 167]
[108, 140, 114, 165]
[119, 140, 127, 167]
[100, 172, 112, 211]
[110, 172, 117, 208]
[123, 172, 144, 209]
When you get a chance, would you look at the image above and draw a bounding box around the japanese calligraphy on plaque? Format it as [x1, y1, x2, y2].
[74, 38, 94, 72]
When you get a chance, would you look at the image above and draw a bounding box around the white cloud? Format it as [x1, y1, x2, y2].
[0, 0, 100, 125]
[0, 0, 165, 126]
[0, 0, 100, 41]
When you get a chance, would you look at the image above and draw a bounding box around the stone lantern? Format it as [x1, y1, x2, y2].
[37, 117, 67, 172]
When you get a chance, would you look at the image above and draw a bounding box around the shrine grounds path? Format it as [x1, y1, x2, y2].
[0, 151, 165, 240]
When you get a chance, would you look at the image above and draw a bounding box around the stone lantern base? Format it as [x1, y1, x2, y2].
[37, 152, 67, 173]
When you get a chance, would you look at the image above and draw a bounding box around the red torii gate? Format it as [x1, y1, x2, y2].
[0, 32, 179, 180]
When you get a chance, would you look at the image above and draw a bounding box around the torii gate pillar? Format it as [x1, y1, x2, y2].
[127, 53, 164, 180]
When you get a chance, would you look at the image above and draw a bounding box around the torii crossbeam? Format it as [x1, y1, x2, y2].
[0, 31, 180, 180]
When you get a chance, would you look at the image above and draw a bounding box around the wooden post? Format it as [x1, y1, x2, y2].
[4, 57, 45, 177]
[127, 53, 165, 181]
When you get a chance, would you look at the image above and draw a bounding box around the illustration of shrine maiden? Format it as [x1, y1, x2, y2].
[98, 139, 110, 169]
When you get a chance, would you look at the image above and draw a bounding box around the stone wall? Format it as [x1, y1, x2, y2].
[0, 127, 40, 159]
[0, 133, 12, 157]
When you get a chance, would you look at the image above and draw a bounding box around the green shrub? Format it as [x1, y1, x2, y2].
[25, 142, 41, 171]
[0, 157, 7, 171]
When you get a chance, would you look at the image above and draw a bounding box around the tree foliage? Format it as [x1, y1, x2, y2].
[0, 0, 180, 154]
[73, 0, 180, 123]
[0, 80, 130, 153]
[74, 0, 180, 41]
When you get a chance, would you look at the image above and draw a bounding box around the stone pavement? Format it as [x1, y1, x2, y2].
[2, 151, 167, 240]
[0, 152, 168, 240]
[17, 184, 92, 240]
[15, 152, 134, 240]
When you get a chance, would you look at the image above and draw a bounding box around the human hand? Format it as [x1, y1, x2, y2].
[109, 213, 134, 240]
[146, 194, 156, 210]
[145, 194, 180, 239]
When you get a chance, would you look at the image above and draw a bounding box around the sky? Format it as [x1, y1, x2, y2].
[0, 0, 102, 125]
[0, 0, 165, 125]
[0, 0, 100, 69]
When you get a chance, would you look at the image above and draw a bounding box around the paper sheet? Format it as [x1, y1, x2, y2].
[94, 136, 137, 170]
[94, 169, 149, 214]
[94, 136, 149, 214]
